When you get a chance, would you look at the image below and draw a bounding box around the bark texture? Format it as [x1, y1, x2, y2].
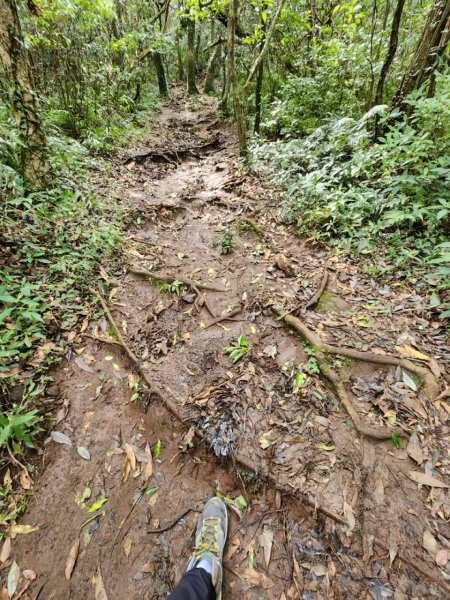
[392, 0, 450, 108]
[0, 0, 50, 190]
[186, 19, 199, 95]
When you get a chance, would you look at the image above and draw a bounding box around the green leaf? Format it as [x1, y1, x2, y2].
[153, 440, 162, 459]
[86, 497, 108, 512]
[391, 432, 401, 449]
[145, 486, 158, 497]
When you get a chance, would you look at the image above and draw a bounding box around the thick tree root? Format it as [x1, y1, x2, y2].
[279, 313, 440, 439]
[129, 264, 227, 292]
[124, 136, 220, 165]
[305, 269, 329, 309]
[93, 290, 449, 594]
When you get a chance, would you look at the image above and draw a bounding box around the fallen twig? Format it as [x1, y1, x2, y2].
[129, 264, 227, 292]
[305, 269, 329, 310]
[203, 307, 242, 329]
[147, 507, 198, 534]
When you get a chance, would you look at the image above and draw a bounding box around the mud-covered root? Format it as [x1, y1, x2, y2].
[276, 312, 443, 440]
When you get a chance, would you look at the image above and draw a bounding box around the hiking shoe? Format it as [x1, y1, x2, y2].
[185, 497, 228, 599]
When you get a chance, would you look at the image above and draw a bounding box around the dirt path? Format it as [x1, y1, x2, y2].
[6, 89, 449, 599]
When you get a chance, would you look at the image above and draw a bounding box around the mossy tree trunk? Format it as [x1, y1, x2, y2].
[186, 18, 199, 95]
[0, 0, 50, 190]
[152, 52, 168, 97]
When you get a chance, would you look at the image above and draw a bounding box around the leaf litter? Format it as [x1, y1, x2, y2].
[7, 90, 450, 600]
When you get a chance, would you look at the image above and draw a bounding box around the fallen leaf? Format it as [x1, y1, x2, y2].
[7, 561, 20, 599]
[23, 570, 36, 581]
[224, 535, 241, 561]
[123, 537, 132, 558]
[436, 549, 448, 567]
[408, 471, 448, 488]
[93, 566, 108, 600]
[77, 447, 91, 461]
[50, 431, 72, 446]
[0, 538, 11, 563]
[233, 567, 273, 589]
[3, 470, 11, 487]
[311, 563, 327, 577]
[153, 440, 162, 459]
[124, 443, 136, 471]
[86, 498, 108, 513]
[19, 471, 32, 490]
[395, 345, 430, 362]
[65, 538, 80, 580]
[423, 530, 437, 558]
[343, 501, 356, 535]
[10, 524, 38, 536]
[144, 448, 153, 481]
[316, 443, 336, 451]
[258, 526, 274, 568]
[402, 370, 417, 391]
[74, 356, 94, 374]
[407, 432, 424, 465]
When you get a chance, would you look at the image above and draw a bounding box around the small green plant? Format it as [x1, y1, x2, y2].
[212, 228, 234, 254]
[293, 370, 306, 393]
[225, 335, 250, 363]
[155, 279, 184, 295]
[0, 403, 43, 455]
[391, 431, 401, 449]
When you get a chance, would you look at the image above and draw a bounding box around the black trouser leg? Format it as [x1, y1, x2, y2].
[167, 568, 216, 600]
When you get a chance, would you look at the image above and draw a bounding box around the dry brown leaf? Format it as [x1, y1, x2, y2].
[408, 471, 448, 488]
[258, 526, 274, 568]
[10, 524, 38, 536]
[144, 445, 153, 481]
[3, 469, 12, 487]
[423, 530, 437, 558]
[93, 566, 108, 600]
[436, 549, 448, 567]
[65, 538, 80, 580]
[395, 345, 429, 362]
[124, 443, 136, 471]
[224, 535, 241, 561]
[0, 538, 11, 563]
[123, 537, 132, 558]
[233, 567, 274, 589]
[429, 358, 441, 378]
[343, 501, 356, 535]
[407, 432, 424, 465]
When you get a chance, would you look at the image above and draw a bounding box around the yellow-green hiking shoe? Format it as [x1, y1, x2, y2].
[186, 497, 228, 599]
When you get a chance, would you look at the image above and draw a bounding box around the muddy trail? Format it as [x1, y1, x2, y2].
[6, 89, 450, 599]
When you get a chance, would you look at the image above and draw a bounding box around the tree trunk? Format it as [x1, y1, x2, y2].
[392, 0, 450, 109]
[204, 43, 221, 94]
[219, 48, 229, 113]
[229, 0, 247, 151]
[186, 19, 199, 95]
[176, 33, 185, 81]
[374, 0, 406, 107]
[152, 52, 168, 96]
[254, 59, 264, 134]
[0, 0, 50, 190]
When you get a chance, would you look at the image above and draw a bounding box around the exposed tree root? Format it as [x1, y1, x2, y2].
[305, 269, 329, 309]
[203, 307, 242, 329]
[278, 313, 440, 439]
[128, 264, 227, 292]
[93, 289, 449, 595]
[125, 136, 220, 164]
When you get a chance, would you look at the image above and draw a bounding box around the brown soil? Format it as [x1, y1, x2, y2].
[4, 88, 450, 599]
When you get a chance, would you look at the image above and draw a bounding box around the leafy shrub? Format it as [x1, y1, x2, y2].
[253, 75, 450, 314]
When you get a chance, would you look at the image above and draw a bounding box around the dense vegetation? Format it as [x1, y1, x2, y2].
[0, 0, 449, 491]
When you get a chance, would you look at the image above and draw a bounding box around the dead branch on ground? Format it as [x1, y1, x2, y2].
[125, 137, 220, 165]
[128, 264, 227, 292]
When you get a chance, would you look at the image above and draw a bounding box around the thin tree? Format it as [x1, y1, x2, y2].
[374, 0, 406, 107]
[0, 0, 50, 190]
[186, 18, 199, 95]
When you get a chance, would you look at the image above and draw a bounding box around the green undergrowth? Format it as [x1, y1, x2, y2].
[0, 98, 162, 530]
[252, 76, 450, 319]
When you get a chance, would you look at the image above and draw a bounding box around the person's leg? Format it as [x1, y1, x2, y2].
[167, 568, 215, 600]
[167, 497, 228, 600]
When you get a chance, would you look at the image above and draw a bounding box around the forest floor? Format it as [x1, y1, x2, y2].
[5, 88, 450, 599]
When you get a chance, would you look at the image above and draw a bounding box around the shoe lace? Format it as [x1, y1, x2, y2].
[194, 516, 220, 559]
